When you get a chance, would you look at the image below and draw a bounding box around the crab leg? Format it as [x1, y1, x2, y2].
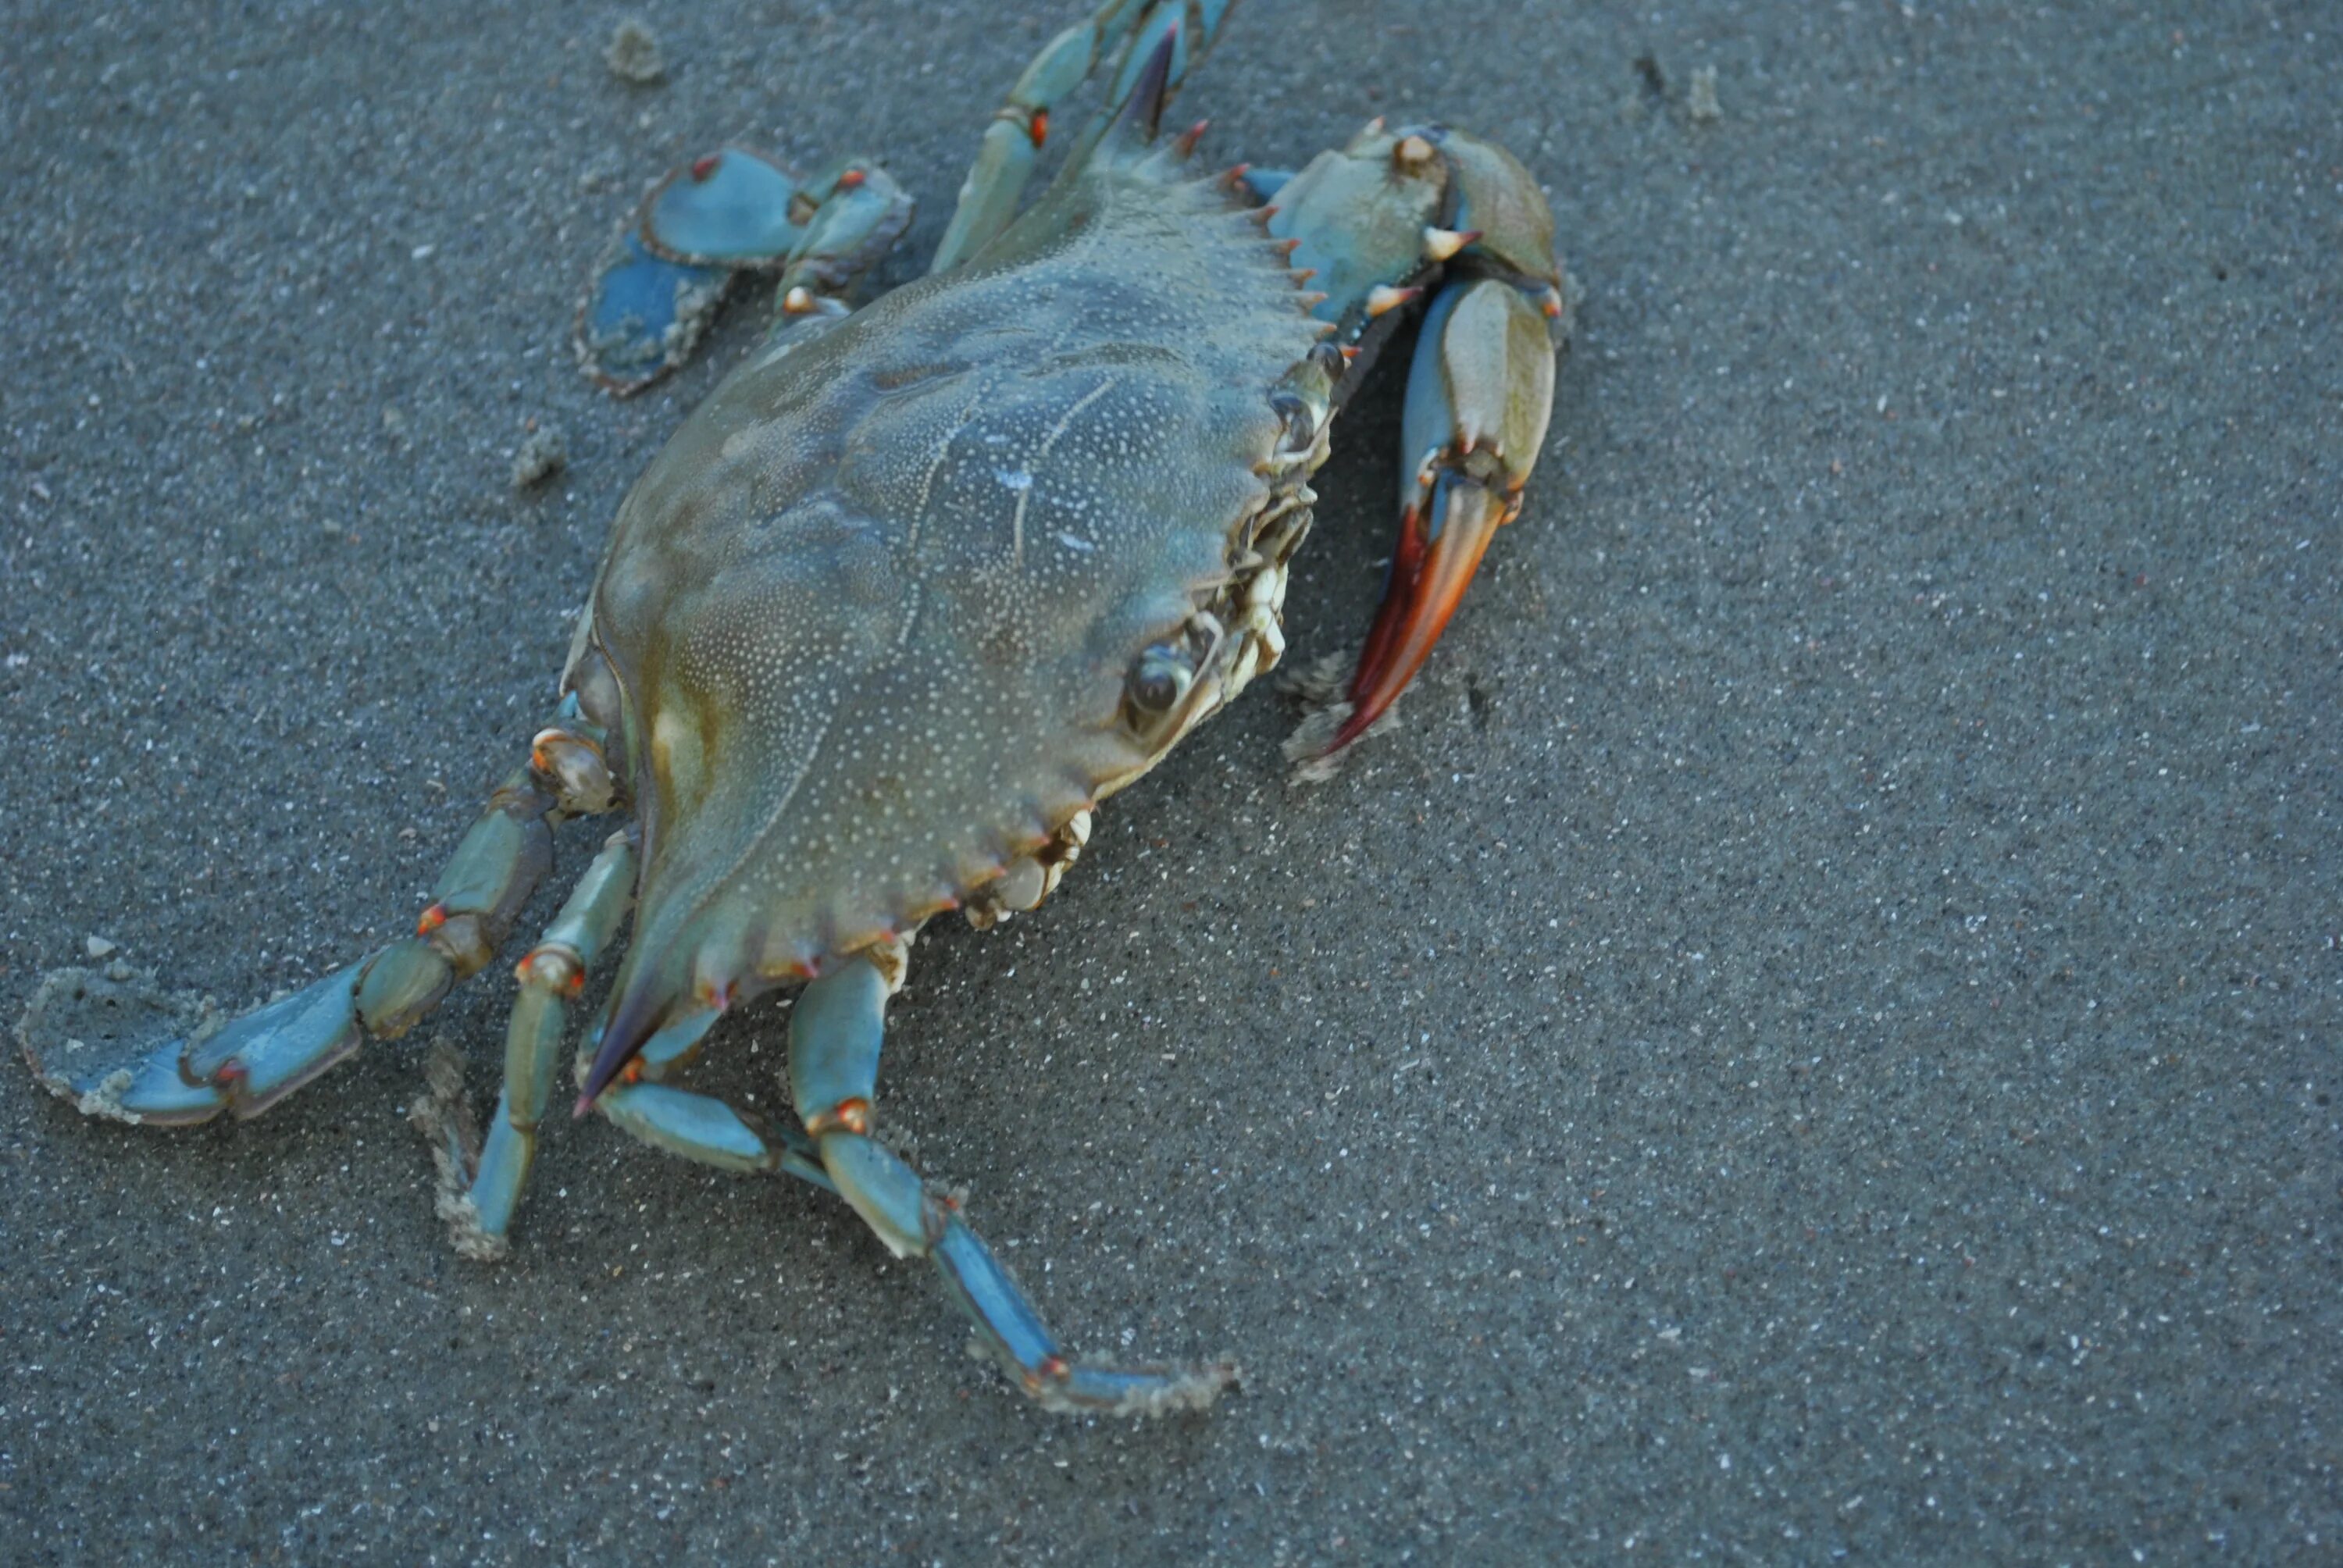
[422, 827, 637, 1254]
[569, 1038, 829, 1196]
[577, 150, 912, 394]
[572, 985, 828, 1191]
[584, 1080, 835, 1189]
[786, 956, 1235, 1415]
[929, 0, 1238, 272]
[585, 995, 807, 1176]
[27, 700, 619, 1126]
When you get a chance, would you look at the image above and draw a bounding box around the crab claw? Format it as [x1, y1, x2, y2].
[1337, 466, 1509, 754]
[1321, 275, 1558, 757]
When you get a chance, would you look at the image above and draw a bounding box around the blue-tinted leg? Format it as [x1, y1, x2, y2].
[587, 1080, 833, 1192]
[931, 0, 1245, 273]
[575, 229, 733, 396]
[575, 985, 829, 1191]
[788, 953, 1236, 1416]
[421, 829, 636, 1258]
[25, 962, 369, 1127]
[30, 702, 621, 1131]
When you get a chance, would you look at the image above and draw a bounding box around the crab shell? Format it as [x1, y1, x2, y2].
[564, 144, 1329, 1052]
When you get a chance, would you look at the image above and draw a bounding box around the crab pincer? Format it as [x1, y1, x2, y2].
[1336, 267, 1560, 753]
[1262, 123, 1568, 768]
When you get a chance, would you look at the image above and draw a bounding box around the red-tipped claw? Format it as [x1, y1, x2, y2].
[1312, 276, 1559, 763]
[1332, 475, 1514, 754]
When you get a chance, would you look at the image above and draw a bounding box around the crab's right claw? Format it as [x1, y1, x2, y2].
[33, 1044, 229, 1127]
[1321, 273, 1559, 759]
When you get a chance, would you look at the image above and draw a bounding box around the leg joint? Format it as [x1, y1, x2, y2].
[514, 940, 586, 996]
[530, 726, 617, 815]
[803, 1096, 873, 1138]
[418, 908, 496, 978]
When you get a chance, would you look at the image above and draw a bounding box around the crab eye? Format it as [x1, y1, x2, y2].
[1128, 644, 1196, 713]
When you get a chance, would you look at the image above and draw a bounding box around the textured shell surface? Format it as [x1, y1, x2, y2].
[585, 152, 1324, 989]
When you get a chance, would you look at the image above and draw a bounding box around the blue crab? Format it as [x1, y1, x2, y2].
[23, 1, 1567, 1414]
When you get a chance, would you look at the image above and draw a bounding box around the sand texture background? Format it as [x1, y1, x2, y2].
[2, 1, 2335, 1560]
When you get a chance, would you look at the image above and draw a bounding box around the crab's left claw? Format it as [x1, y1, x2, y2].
[1311, 273, 1560, 761]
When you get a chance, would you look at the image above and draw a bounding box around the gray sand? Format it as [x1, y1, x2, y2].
[3, 1, 2335, 1560]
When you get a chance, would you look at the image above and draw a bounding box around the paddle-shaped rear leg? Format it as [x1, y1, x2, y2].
[576, 148, 913, 394]
[790, 954, 1236, 1415]
[25, 698, 622, 1126]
